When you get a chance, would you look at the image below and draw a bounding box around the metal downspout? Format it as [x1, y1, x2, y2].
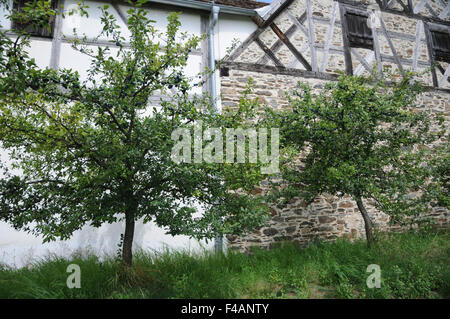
[209, 5, 224, 254]
[209, 5, 220, 111]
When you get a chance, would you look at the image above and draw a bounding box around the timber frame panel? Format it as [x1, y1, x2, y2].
[223, 0, 450, 91]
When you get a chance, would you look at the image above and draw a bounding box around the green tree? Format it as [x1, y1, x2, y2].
[264, 73, 448, 246]
[0, 1, 269, 265]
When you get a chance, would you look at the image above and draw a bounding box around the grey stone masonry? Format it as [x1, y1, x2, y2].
[221, 0, 450, 251]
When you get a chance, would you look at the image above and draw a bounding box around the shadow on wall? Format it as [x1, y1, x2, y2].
[1, 145, 214, 269]
[0, 220, 214, 268]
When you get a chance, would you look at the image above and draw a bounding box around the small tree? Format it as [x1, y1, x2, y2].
[0, 1, 269, 265]
[264, 73, 447, 245]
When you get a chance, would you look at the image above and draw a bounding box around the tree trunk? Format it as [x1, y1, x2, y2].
[122, 206, 136, 266]
[355, 196, 375, 247]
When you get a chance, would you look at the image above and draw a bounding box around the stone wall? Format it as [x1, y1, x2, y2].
[220, 0, 450, 251]
[229, 0, 449, 88]
[227, 194, 449, 252]
[221, 68, 449, 252]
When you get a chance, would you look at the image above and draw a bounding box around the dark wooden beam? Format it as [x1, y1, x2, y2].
[256, 0, 295, 28]
[396, 0, 409, 13]
[269, 22, 312, 71]
[228, 0, 297, 64]
[423, 22, 439, 87]
[407, 0, 414, 14]
[258, 12, 307, 65]
[220, 61, 450, 94]
[338, 3, 354, 75]
[254, 37, 284, 67]
[227, 27, 265, 62]
[221, 61, 338, 81]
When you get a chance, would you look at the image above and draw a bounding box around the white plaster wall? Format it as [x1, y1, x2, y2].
[217, 13, 258, 60]
[1, 145, 212, 269]
[0, 1, 256, 268]
[214, 13, 258, 111]
[0, 217, 214, 268]
[0, 0, 11, 29]
[62, 0, 131, 41]
[26, 39, 54, 68]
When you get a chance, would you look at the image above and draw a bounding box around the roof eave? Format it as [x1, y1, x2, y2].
[147, 0, 260, 16]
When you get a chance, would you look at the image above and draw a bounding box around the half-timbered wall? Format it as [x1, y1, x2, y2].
[223, 0, 450, 90]
[0, 0, 448, 261]
[0, 0, 258, 267]
[221, 0, 450, 251]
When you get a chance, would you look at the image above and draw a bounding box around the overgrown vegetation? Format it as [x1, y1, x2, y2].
[0, 0, 270, 266]
[263, 73, 448, 246]
[1, 230, 449, 299]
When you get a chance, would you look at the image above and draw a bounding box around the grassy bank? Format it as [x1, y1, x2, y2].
[0, 230, 449, 299]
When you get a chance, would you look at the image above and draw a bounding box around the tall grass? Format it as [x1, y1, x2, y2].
[0, 230, 449, 299]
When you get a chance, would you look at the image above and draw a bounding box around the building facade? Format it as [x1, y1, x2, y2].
[0, 0, 449, 264]
[0, 0, 265, 266]
[219, 0, 450, 251]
